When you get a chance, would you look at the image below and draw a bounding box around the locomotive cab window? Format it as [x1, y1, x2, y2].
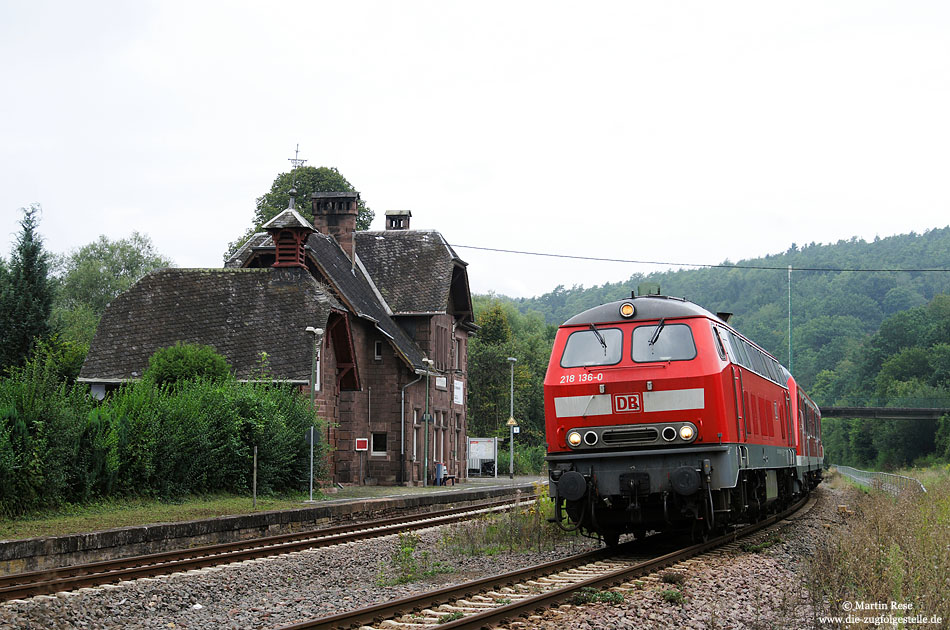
[632, 323, 697, 362]
[560, 328, 623, 367]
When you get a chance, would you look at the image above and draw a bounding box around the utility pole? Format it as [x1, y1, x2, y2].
[788, 265, 793, 374]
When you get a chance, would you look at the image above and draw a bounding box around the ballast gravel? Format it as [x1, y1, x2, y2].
[0, 519, 600, 629]
[1, 486, 844, 630]
[502, 484, 847, 630]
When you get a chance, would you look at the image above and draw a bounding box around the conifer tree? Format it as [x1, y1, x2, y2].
[0, 204, 54, 370]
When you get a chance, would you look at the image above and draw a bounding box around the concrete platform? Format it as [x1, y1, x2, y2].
[0, 476, 543, 577]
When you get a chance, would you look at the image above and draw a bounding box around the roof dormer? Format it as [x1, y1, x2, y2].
[263, 204, 315, 268]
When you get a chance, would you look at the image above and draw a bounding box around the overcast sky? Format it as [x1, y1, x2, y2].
[2, 1, 948, 298]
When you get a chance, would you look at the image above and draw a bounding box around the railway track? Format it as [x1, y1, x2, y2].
[0, 495, 531, 602]
[278, 495, 814, 630]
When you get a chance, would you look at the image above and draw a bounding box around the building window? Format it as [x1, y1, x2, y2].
[375, 340, 383, 361]
[453, 338, 460, 370]
[372, 432, 387, 456]
[435, 324, 450, 370]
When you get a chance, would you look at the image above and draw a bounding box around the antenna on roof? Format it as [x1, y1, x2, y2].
[287, 144, 307, 210]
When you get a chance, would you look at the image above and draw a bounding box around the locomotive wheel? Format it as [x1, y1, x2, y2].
[691, 519, 709, 543]
[601, 531, 620, 547]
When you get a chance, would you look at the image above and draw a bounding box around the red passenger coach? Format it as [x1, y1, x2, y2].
[544, 295, 822, 544]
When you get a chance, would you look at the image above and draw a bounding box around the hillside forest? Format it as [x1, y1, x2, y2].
[4, 196, 950, 516]
[467, 227, 950, 471]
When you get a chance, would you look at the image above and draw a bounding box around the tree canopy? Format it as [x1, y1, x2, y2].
[226, 166, 375, 259]
[55, 232, 173, 316]
[52, 232, 172, 347]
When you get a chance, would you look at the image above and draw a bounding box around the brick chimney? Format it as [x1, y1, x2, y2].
[385, 210, 412, 230]
[312, 191, 359, 259]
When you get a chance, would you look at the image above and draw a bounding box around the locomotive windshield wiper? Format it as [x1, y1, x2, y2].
[589, 323, 608, 355]
[649, 318, 666, 346]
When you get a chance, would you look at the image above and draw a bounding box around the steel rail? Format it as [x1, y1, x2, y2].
[0, 495, 531, 601]
[278, 495, 812, 630]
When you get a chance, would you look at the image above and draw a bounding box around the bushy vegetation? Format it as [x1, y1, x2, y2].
[808, 475, 950, 626]
[0, 344, 327, 518]
[496, 444, 547, 476]
[144, 341, 232, 386]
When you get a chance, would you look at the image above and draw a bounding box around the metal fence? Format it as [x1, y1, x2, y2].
[834, 465, 927, 495]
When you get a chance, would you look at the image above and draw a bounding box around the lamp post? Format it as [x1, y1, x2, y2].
[507, 356, 517, 479]
[305, 326, 324, 502]
[422, 357, 434, 487]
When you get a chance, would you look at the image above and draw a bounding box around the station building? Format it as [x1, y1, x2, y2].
[79, 193, 476, 485]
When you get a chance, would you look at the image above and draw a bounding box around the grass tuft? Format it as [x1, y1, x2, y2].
[660, 571, 686, 585]
[740, 534, 784, 553]
[439, 483, 581, 556]
[569, 587, 625, 605]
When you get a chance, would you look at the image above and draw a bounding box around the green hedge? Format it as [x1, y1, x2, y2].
[0, 349, 327, 517]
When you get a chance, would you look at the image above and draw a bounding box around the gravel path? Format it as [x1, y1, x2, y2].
[504, 484, 846, 630]
[1, 516, 600, 629]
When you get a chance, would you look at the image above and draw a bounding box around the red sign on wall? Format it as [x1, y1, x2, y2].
[355, 438, 369, 451]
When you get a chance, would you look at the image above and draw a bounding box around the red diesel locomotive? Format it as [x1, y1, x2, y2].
[544, 294, 823, 544]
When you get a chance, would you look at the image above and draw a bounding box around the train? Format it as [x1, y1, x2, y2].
[544, 294, 823, 544]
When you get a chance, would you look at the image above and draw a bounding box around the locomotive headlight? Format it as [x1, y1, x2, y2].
[567, 431, 583, 447]
[619, 302, 636, 318]
[679, 425, 695, 440]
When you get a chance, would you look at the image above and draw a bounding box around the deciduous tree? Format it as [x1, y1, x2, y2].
[52, 232, 172, 346]
[226, 166, 375, 259]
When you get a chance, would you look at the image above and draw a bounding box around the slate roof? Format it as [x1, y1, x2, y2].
[354, 230, 466, 314]
[224, 232, 428, 371]
[303, 232, 427, 370]
[79, 267, 336, 383]
[262, 208, 314, 230]
[227, 232, 270, 268]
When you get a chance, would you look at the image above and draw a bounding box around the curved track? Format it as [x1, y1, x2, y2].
[278, 495, 814, 630]
[0, 496, 530, 602]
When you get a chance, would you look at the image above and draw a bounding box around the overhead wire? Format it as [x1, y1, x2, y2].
[447, 243, 950, 273]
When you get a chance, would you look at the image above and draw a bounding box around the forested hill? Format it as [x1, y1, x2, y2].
[502, 226, 950, 393]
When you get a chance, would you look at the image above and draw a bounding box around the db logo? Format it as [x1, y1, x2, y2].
[612, 393, 642, 413]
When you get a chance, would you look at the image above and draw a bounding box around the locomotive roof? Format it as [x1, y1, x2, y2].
[561, 295, 724, 327]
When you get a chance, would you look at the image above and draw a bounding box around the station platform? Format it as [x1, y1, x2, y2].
[0, 475, 544, 576]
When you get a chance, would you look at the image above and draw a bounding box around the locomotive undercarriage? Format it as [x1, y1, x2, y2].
[549, 449, 812, 545]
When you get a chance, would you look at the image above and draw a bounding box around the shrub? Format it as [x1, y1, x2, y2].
[496, 443, 547, 475]
[0, 348, 92, 515]
[144, 342, 231, 386]
[0, 355, 327, 515]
